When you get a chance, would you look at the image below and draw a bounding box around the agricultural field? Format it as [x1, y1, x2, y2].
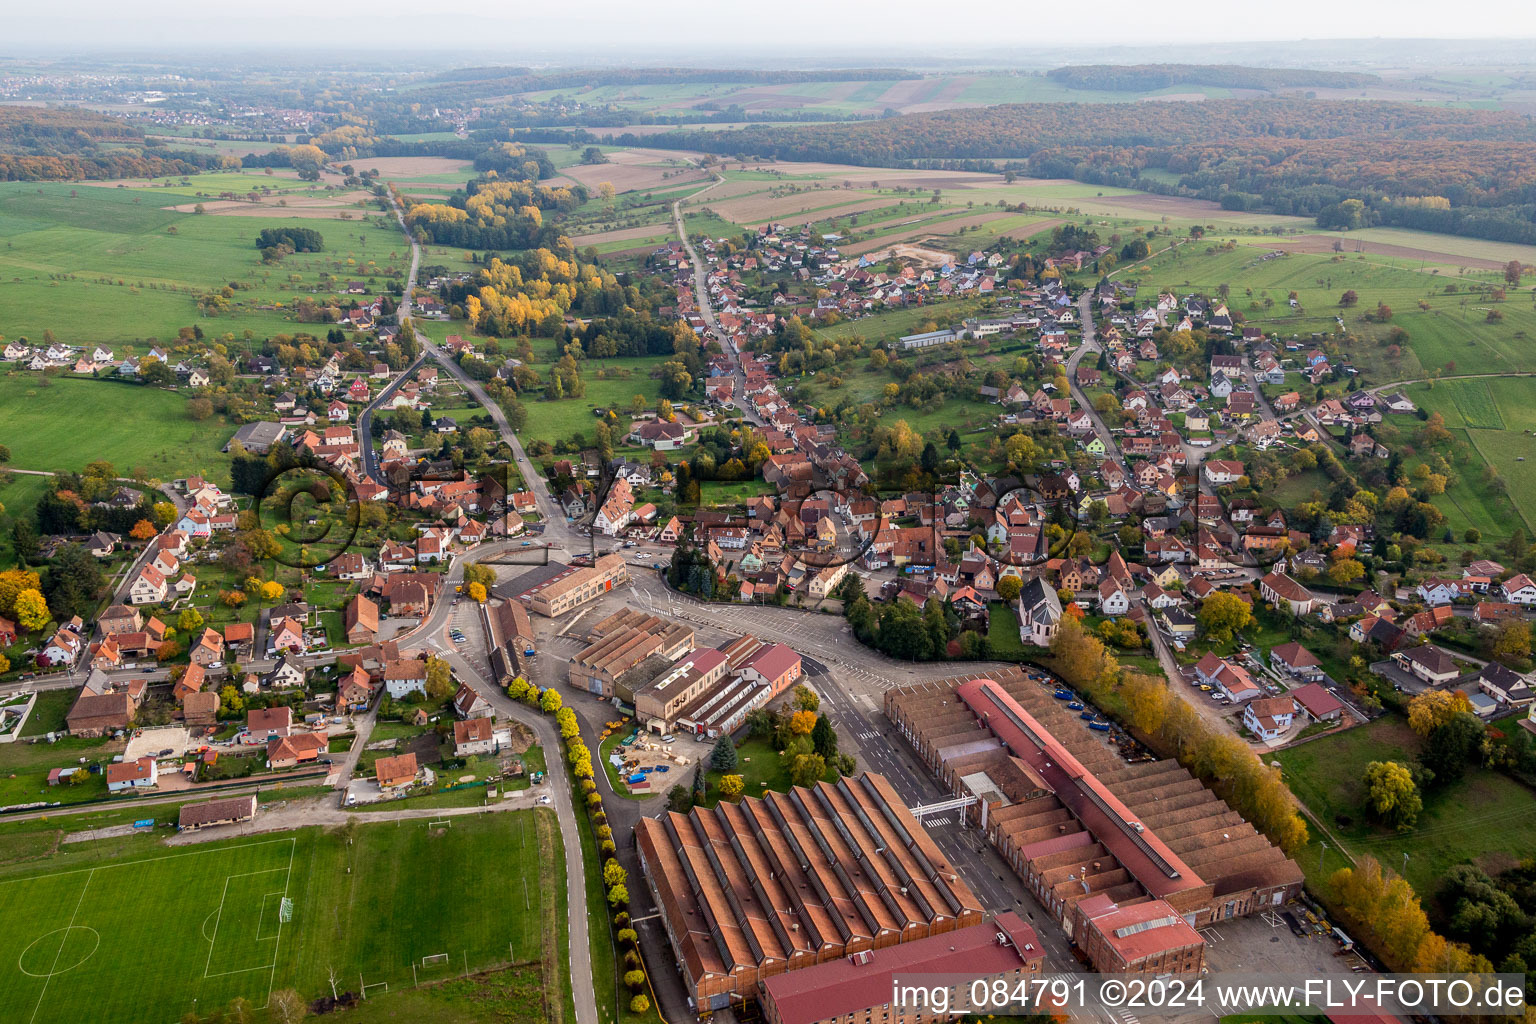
[1117, 242, 1536, 379]
[1273, 715, 1536, 900]
[0, 178, 408, 347]
[1403, 377, 1536, 534]
[0, 376, 232, 479]
[0, 810, 566, 1024]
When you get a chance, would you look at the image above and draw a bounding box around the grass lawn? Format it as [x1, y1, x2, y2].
[1272, 715, 1536, 898]
[699, 736, 838, 807]
[18, 689, 75, 738]
[0, 375, 232, 479]
[0, 810, 566, 1024]
[0, 179, 408, 347]
[700, 479, 774, 504]
[0, 472, 51, 564]
[986, 601, 1036, 662]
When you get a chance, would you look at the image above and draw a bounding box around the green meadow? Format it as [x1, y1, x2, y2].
[0, 179, 408, 347]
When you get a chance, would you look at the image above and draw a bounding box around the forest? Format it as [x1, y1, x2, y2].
[1045, 63, 1380, 92]
[401, 174, 586, 250]
[600, 99, 1536, 242]
[0, 106, 230, 181]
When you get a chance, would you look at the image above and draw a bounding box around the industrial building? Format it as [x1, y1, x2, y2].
[635, 772, 984, 1013]
[568, 611, 695, 699]
[884, 669, 1302, 973]
[632, 634, 803, 737]
[759, 912, 1045, 1024]
[525, 553, 629, 616]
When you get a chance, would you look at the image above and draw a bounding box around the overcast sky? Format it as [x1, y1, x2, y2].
[8, 0, 1536, 54]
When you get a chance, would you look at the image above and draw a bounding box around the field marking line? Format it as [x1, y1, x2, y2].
[202, 876, 233, 980]
[262, 836, 296, 1012]
[28, 867, 94, 1024]
[0, 838, 297, 888]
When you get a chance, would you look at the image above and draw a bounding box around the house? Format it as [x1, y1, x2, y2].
[98, 604, 142, 638]
[268, 616, 306, 654]
[247, 707, 293, 742]
[1417, 579, 1467, 606]
[629, 420, 691, 450]
[1501, 574, 1536, 606]
[190, 628, 224, 667]
[265, 655, 306, 690]
[383, 659, 429, 699]
[451, 683, 492, 720]
[267, 732, 327, 769]
[1242, 696, 1296, 741]
[1097, 580, 1130, 616]
[1195, 652, 1261, 701]
[106, 756, 158, 793]
[739, 643, 804, 697]
[1202, 460, 1245, 486]
[1475, 663, 1533, 708]
[375, 752, 418, 789]
[66, 674, 144, 736]
[129, 564, 168, 605]
[337, 666, 376, 712]
[344, 594, 379, 645]
[1017, 577, 1064, 646]
[1259, 572, 1317, 616]
[453, 718, 496, 758]
[1391, 645, 1461, 686]
[1269, 642, 1323, 681]
[1290, 682, 1344, 723]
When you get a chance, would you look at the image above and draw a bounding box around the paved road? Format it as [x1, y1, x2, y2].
[440, 645, 598, 1024]
[672, 170, 767, 428]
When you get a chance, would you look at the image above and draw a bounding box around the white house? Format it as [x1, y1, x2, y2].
[1501, 574, 1536, 606]
[1097, 580, 1130, 616]
[1242, 696, 1295, 741]
[106, 756, 159, 792]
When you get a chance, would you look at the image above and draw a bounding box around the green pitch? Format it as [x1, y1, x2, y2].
[0, 838, 296, 1024]
[0, 810, 564, 1024]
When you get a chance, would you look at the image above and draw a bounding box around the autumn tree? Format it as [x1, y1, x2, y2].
[792, 684, 820, 712]
[0, 569, 41, 616]
[1197, 592, 1253, 643]
[789, 709, 817, 735]
[1407, 689, 1472, 737]
[539, 687, 563, 713]
[1490, 619, 1531, 663]
[1339, 289, 1359, 307]
[13, 588, 49, 630]
[996, 575, 1022, 602]
[717, 774, 745, 802]
[424, 656, 454, 700]
[130, 519, 157, 541]
[1362, 760, 1422, 831]
[789, 752, 827, 788]
[466, 581, 488, 603]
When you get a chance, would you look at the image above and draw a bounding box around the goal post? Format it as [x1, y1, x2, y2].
[421, 953, 450, 967]
[279, 897, 294, 924]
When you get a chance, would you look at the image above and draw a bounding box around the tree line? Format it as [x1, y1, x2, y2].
[1045, 64, 1380, 92]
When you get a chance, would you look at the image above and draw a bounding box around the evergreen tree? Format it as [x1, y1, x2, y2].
[811, 715, 837, 760]
[710, 735, 738, 772]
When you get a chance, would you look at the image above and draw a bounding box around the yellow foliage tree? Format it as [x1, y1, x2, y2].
[717, 774, 745, 802]
[1407, 689, 1471, 737]
[789, 710, 817, 735]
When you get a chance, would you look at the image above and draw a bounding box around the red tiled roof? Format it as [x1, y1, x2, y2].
[762, 913, 1043, 1024]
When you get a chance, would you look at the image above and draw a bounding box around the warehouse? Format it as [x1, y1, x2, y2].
[635, 772, 984, 1013]
[525, 553, 629, 616]
[884, 669, 1303, 972]
[567, 613, 695, 699]
[760, 912, 1045, 1024]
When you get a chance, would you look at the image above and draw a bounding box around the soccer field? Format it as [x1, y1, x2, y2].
[0, 810, 565, 1024]
[0, 838, 296, 1024]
